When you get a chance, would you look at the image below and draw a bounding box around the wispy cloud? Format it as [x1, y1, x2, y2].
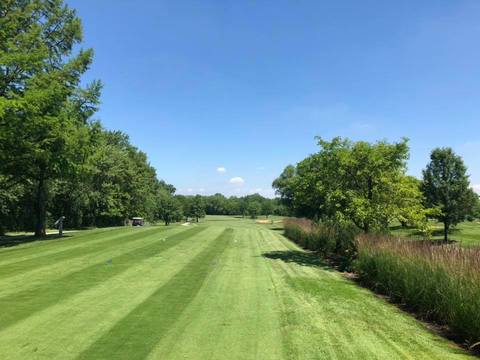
[229, 177, 245, 185]
[217, 167, 226, 173]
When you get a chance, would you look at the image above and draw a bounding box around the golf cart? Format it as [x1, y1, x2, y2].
[132, 217, 144, 226]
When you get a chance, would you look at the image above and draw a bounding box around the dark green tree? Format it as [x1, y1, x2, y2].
[190, 195, 206, 222]
[157, 192, 182, 226]
[0, 0, 98, 236]
[422, 148, 477, 241]
[247, 201, 261, 219]
[261, 201, 274, 218]
[205, 193, 227, 215]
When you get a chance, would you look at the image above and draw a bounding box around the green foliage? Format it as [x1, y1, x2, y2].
[0, 0, 98, 236]
[178, 195, 206, 222]
[193, 193, 285, 218]
[469, 196, 480, 221]
[271, 165, 296, 214]
[157, 192, 182, 225]
[0, 1, 173, 233]
[355, 234, 480, 347]
[261, 201, 274, 218]
[273, 137, 425, 232]
[247, 201, 261, 219]
[422, 148, 477, 241]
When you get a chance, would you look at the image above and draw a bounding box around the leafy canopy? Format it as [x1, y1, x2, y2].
[422, 147, 478, 240]
[274, 137, 425, 232]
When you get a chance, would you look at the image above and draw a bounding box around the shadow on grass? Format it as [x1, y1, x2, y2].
[0, 234, 71, 248]
[262, 250, 333, 271]
[269, 227, 284, 231]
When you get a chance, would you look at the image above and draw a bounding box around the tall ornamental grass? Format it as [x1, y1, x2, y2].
[355, 234, 480, 348]
[283, 218, 359, 269]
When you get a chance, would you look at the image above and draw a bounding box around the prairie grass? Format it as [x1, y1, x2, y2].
[355, 234, 480, 348]
[283, 218, 358, 269]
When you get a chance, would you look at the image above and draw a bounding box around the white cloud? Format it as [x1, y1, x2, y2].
[229, 177, 245, 185]
[187, 188, 193, 193]
[472, 184, 480, 194]
[217, 167, 226, 173]
[199, 188, 205, 193]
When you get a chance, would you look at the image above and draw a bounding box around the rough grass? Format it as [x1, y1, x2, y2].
[0, 217, 474, 359]
[355, 233, 480, 349]
[283, 217, 359, 269]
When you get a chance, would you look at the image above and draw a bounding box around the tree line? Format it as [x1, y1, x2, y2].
[156, 193, 285, 225]
[273, 137, 480, 241]
[0, 0, 283, 236]
[0, 1, 178, 236]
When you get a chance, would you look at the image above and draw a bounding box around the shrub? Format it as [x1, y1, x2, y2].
[283, 218, 359, 269]
[355, 234, 480, 348]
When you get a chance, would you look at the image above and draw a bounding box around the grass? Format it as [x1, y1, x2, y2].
[0, 217, 475, 359]
[355, 233, 480, 349]
[390, 220, 480, 247]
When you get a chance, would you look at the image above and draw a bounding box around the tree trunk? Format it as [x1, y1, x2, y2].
[363, 222, 370, 233]
[443, 222, 449, 243]
[34, 175, 47, 238]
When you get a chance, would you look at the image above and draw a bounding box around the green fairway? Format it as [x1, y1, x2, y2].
[391, 221, 480, 247]
[0, 217, 474, 359]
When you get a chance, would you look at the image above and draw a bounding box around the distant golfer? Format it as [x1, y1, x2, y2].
[54, 216, 65, 237]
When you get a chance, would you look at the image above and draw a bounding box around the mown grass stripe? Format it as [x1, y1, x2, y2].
[0, 227, 130, 260]
[0, 227, 150, 268]
[0, 227, 172, 278]
[0, 227, 184, 299]
[77, 228, 234, 360]
[0, 226, 206, 331]
[146, 227, 285, 360]
[0, 227, 223, 359]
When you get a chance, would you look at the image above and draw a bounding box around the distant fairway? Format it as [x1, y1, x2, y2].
[0, 217, 474, 359]
[391, 220, 480, 247]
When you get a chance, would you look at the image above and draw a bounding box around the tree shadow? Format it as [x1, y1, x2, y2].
[269, 227, 284, 231]
[262, 250, 332, 270]
[0, 234, 71, 248]
[389, 225, 412, 231]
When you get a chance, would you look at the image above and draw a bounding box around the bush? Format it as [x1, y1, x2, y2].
[283, 218, 359, 269]
[355, 234, 480, 348]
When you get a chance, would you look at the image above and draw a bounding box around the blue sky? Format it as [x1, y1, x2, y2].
[68, 0, 480, 197]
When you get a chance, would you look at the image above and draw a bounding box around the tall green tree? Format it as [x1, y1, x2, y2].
[261, 200, 274, 218]
[157, 192, 182, 226]
[326, 137, 414, 232]
[190, 195, 206, 222]
[0, 0, 98, 236]
[85, 128, 164, 226]
[272, 165, 296, 213]
[247, 201, 261, 219]
[274, 137, 426, 232]
[422, 148, 477, 241]
[205, 193, 227, 215]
